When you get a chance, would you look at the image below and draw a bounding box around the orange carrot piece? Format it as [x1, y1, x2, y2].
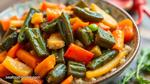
[112, 30, 124, 50]
[0, 64, 12, 78]
[61, 75, 73, 84]
[16, 49, 39, 69]
[34, 54, 56, 78]
[46, 8, 61, 21]
[7, 43, 21, 58]
[21, 77, 43, 84]
[0, 51, 7, 63]
[10, 16, 18, 20]
[70, 17, 89, 31]
[1, 20, 10, 31]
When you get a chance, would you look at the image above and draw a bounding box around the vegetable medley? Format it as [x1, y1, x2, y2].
[0, 0, 134, 84]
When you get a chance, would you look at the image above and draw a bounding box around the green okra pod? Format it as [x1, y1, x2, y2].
[25, 28, 49, 57]
[18, 8, 39, 43]
[0, 32, 18, 50]
[73, 7, 103, 22]
[68, 61, 86, 78]
[46, 64, 67, 84]
[87, 50, 119, 70]
[58, 13, 74, 45]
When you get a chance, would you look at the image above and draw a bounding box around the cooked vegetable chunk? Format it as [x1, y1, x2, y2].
[46, 64, 67, 84]
[95, 28, 115, 48]
[90, 3, 118, 28]
[25, 28, 49, 57]
[41, 19, 58, 33]
[34, 54, 56, 78]
[16, 49, 39, 68]
[65, 43, 94, 64]
[86, 50, 128, 79]
[58, 13, 74, 45]
[0, 32, 18, 50]
[68, 61, 86, 78]
[2, 56, 32, 76]
[87, 50, 118, 70]
[18, 8, 39, 43]
[76, 27, 94, 46]
[73, 7, 103, 22]
[112, 30, 124, 50]
[52, 48, 65, 63]
[47, 33, 65, 50]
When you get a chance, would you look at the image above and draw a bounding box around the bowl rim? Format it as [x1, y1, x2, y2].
[90, 0, 140, 83]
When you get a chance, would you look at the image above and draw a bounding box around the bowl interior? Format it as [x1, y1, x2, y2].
[0, 0, 140, 83]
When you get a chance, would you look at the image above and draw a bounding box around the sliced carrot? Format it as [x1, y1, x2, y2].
[61, 75, 73, 84]
[0, 51, 7, 63]
[7, 43, 21, 58]
[70, 17, 89, 31]
[2, 56, 32, 76]
[112, 30, 124, 50]
[10, 16, 18, 20]
[34, 54, 56, 78]
[21, 77, 43, 84]
[1, 20, 10, 31]
[46, 8, 61, 21]
[16, 49, 39, 69]
[65, 43, 94, 64]
[117, 19, 134, 42]
[0, 64, 12, 78]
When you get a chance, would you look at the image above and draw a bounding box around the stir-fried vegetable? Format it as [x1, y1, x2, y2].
[95, 28, 115, 48]
[0, 32, 18, 50]
[86, 50, 128, 78]
[52, 48, 65, 63]
[58, 13, 74, 45]
[73, 7, 103, 22]
[0, 0, 135, 83]
[65, 43, 94, 64]
[7, 43, 21, 58]
[34, 54, 56, 78]
[87, 50, 118, 70]
[18, 8, 39, 43]
[76, 27, 94, 46]
[47, 33, 65, 50]
[90, 3, 118, 28]
[25, 28, 49, 57]
[2, 56, 32, 76]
